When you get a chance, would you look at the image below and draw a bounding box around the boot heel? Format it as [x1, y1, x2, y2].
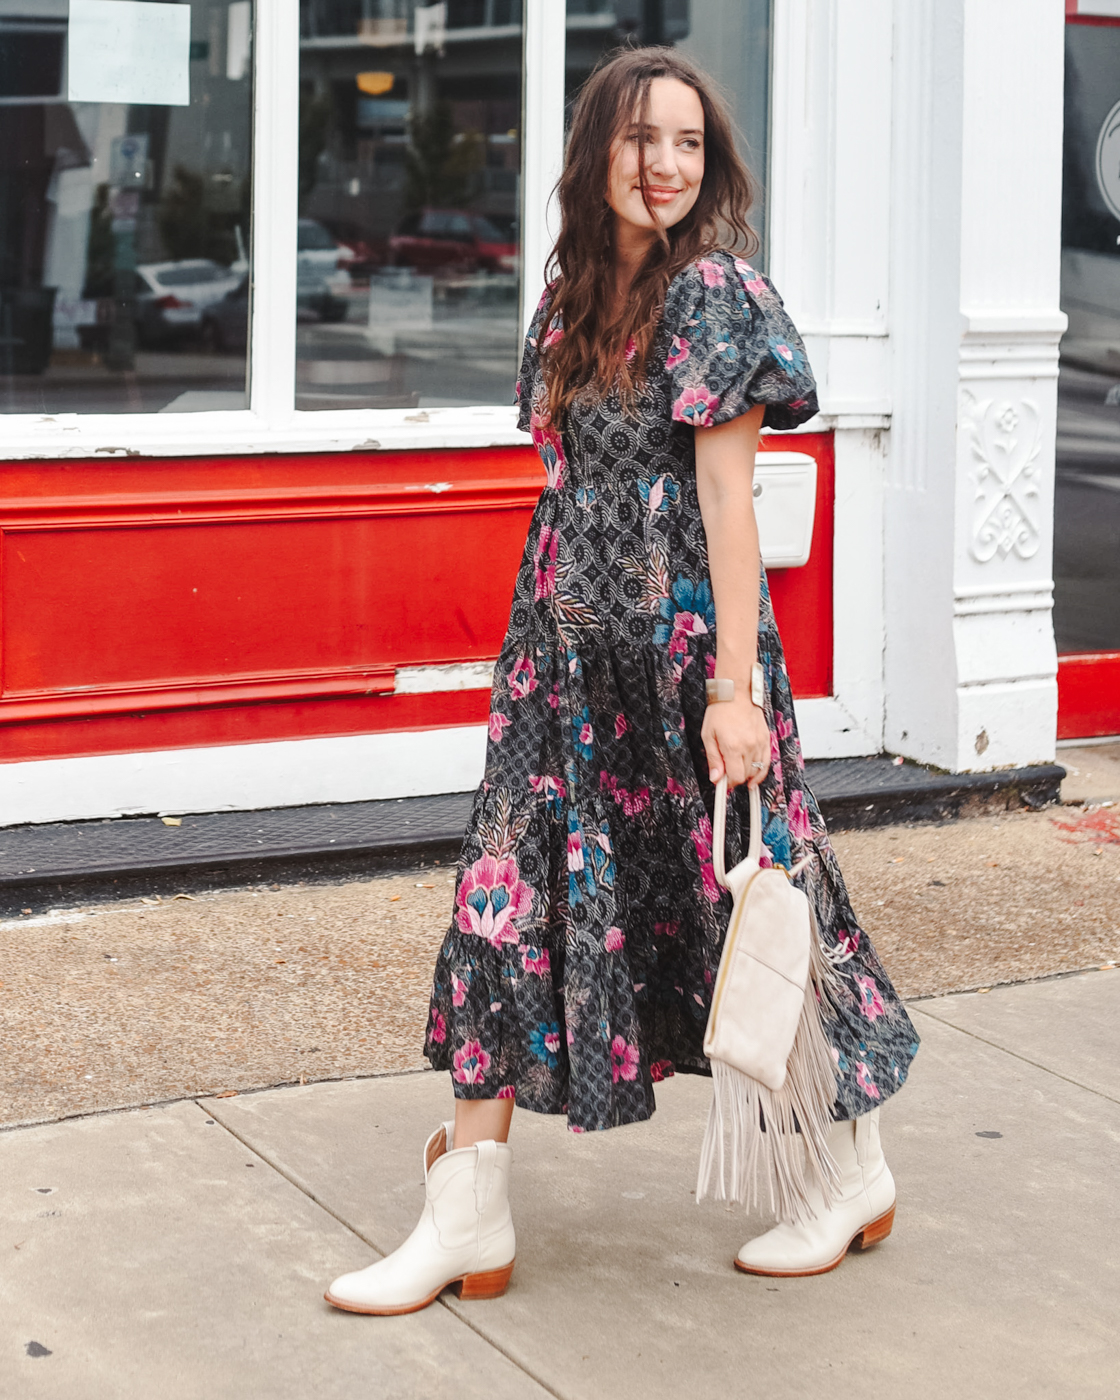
[457, 1260, 515, 1301]
[857, 1205, 895, 1249]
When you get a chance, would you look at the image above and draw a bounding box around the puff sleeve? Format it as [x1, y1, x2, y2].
[663, 252, 818, 432]
[515, 287, 560, 433]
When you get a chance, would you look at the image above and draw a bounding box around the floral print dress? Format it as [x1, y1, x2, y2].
[425, 251, 919, 1132]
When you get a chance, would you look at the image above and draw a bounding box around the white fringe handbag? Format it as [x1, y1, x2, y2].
[696, 777, 842, 1222]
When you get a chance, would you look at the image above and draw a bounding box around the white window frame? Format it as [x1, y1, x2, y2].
[1, 0, 566, 461]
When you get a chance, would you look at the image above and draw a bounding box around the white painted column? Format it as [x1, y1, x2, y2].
[769, 1, 893, 758]
[884, 0, 1066, 772]
[520, 0, 566, 340]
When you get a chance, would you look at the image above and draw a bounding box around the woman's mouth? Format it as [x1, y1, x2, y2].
[643, 186, 682, 205]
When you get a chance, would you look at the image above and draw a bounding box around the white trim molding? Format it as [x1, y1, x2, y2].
[0, 728, 489, 828]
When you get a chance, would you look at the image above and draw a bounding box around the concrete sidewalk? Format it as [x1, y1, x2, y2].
[3, 971, 1118, 1400]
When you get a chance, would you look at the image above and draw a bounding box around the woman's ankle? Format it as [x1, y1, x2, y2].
[453, 1095, 515, 1149]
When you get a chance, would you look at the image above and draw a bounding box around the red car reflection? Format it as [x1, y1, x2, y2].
[388, 209, 518, 275]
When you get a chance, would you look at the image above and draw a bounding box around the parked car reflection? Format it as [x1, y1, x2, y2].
[298, 218, 352, 321]
[389, 209, 519, 276]
[201, 277, 250, 353]
[135, 260, 243, 347]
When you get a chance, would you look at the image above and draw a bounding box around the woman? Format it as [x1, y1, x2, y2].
[326, 47, 918, 1315]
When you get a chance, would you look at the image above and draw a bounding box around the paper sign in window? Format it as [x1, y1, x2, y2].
[68, 1, 192, 107]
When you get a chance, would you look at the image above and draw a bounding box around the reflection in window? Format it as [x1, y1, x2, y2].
[566, 2, 772, 261]
[0, 0, 253, 414]
[297, 0, 523, 410]
[1056, 18, 1120, 653]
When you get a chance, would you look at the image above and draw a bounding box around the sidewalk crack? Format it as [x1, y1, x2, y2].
[192, 1099, 564, 1400]
[908, 1007, 1120, 1107]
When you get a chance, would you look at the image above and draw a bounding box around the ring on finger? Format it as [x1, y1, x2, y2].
[750, 760, 765, 771]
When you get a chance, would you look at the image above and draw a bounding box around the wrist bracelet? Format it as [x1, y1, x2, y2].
[705, 663, 765, 707]
[705, 678, 735, 704]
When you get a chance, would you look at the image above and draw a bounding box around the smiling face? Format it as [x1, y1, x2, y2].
[607, 76, 705, 241]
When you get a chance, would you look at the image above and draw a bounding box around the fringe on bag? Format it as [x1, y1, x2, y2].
[696, 905, 843, 1223]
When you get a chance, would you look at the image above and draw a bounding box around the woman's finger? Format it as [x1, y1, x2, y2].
[702, 725, 724, 784]
[726, 749, 749, 789]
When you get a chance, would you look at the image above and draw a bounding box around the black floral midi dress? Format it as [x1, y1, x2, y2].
[425, 251, 919, 1132]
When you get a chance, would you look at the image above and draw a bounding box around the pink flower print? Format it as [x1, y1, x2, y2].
[508, 654, 538, 701]
[836, 928, 860, 959]
[429, 1008, 446, 1044]
[456, 854, 534, 947]
[599, 771, 651, 817]
[788, 789, 812, 843]
[548, 683, 560, 710]
[649, 1059, 674, 1082]
[669, 609, 709, 658]
[453, 1039, 491, 1085]
[530, 404, 566, 489]
[772, 341, 796, 368]
[567, 830, 585, 874]
[569, 1124, 585, 1134]
[696, 257, 727, 287]
[691, 817, 721, 903]
[566, 1025, 575, 1046]
[533, 525, 558, 600]
[605, 925, 625, 952]
[615, 712, 629, 739]
[665, 335, 690, 369]
[497, 1084, 516, 1099]
[775, 713, 793, 740]
[769, 732, 784, 790]
[451, 973, 468, 1007]
[654, 920, 680, 938]
[672, 384, 721, 428]
[855, 1060, 881, 1100]
[666, 775, 687, 805]
[705, 653, 717, 679]
[520, 944, 551, 977]
[488, 711, 511, 743]
[854, 974, 885, 1022]
[611, 1035, 640, 1083]
[529, 773, 566, 809]
[734, 259, 769, 299]
[541, 315, 564, 349]
[579, 719, 593, 748]
[624, 336, 637, 362]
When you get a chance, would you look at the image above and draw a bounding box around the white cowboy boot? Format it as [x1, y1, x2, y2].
[325, 1121, 516, 1315]
[735, 1109, 895, 1277]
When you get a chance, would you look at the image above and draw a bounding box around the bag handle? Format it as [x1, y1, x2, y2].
[712, 776, 762, 889]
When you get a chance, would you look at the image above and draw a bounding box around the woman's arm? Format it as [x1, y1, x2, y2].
[694, 403, 771, 789]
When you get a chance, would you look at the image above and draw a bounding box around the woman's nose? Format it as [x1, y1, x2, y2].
[647, 140, 678, 177]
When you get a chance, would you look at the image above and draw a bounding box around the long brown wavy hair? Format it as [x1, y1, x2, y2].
[541, 47, 760, 425]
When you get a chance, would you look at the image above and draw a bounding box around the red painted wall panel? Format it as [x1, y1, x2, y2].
[1058, 653, 1120, 740]
[0, 437, 835, 764]
[762, 432, 834, 701]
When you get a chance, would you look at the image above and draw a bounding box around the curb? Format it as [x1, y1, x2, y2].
[0, 757, 1065, 914]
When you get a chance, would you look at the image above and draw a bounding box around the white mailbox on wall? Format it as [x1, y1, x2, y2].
[753, 452, 818, 569]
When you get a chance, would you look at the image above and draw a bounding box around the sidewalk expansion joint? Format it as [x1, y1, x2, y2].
[194, 1098, 566, 1400]
[908, 1004, 1120, 1108]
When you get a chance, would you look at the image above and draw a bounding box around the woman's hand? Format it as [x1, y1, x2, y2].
[701, 693, 771, 789]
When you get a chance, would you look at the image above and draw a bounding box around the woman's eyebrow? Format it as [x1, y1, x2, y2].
[625, 124, 705, 137]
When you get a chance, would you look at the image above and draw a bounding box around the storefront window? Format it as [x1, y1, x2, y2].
[0, 0, 253, 413]
[296, 0, 524, 410]
[565, 1, 772, 261]
[1057, 15, 1120, 653]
